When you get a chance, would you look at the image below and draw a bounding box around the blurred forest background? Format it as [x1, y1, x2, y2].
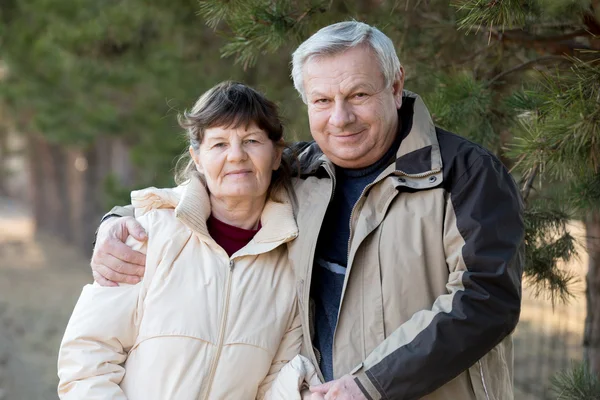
[0, 0, 599, 399]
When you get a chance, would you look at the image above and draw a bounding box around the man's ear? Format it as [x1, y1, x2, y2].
[189, 146, 203, 173]
[392, 66, 405, 109]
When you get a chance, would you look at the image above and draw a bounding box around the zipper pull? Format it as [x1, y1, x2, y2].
[229, 259, 234, 271]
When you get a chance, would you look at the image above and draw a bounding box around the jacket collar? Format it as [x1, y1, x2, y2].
[131, 175, 298, 248]
[394, 91, 443, 176]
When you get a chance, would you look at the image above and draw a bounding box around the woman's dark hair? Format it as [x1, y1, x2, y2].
[175, 81, 296, 204]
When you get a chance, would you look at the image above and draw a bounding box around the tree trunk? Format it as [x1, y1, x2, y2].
[584, 210, 600, 376]
[79, 145, 101, 256]
[26, 135, 70, 238]
[27, 135, 46, 231]
[0, 126, 8, 196]
[48, 141, 71, 241]
[66, 148, 85, 250]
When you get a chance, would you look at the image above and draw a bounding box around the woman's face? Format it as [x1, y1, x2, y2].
[190, 122, 282, 203]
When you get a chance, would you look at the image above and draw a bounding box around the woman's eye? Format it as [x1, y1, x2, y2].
[354, 93, 368, 99]
[315, 98, 329, 104]
[244, 139, 259, 144]
[213, 142, 226, 148]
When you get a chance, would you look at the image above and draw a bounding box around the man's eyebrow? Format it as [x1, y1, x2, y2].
[346, 82, 378, 92]
[307, 90, 328, 99]
[308, 83, 378, 99]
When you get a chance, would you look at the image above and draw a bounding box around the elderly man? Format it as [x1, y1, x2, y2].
[92, 21, 523, 400]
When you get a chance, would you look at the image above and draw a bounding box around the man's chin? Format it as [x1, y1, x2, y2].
[329, 153, 370, 169]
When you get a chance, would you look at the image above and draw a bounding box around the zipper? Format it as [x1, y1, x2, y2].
[303, 164, 335, 382]
[305, 299, 321, 376]
[332, 166, 441, 367]
[346, 180, 376, 264]
[395, 168, 441, 179]
[202, 259, 235, 400]
[313, 345, 322, 365]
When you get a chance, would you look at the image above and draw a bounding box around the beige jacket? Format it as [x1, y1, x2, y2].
[290, 92, 524, 399]
[58, 176, 319, 400]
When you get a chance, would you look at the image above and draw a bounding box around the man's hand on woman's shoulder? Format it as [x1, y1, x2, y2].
[91, 216, 147, 286]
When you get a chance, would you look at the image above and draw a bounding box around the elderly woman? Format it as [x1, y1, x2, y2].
[57, 81, 318, 400]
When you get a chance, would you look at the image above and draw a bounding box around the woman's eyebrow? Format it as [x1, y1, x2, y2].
[241, 130, 266, 138]
[204, 135, 228, 142]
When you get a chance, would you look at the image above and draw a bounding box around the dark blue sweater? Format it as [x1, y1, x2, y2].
[312, 129, 403, 381]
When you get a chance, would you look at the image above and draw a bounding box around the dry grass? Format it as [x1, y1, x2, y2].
[513, 221, 589, 400]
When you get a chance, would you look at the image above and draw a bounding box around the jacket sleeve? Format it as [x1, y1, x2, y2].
[105, 205, 135, 219]
[58, 214, 152, 399]
[352, 154, 524, 400]
[257, 300, 305, 399]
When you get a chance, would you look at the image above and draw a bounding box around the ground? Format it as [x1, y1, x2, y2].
[0, 198, 90, 400]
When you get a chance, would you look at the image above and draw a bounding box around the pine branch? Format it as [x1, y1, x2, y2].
[583, 1, 600, 35]
[508, 153, 526, 174]
[453, 0, 530, 32]
[486, 28, 599, 54]
[487, 55, 567, 86]
[201, 0, 331, 68]
[440, 42, 498, 69]
[523, 205, 579, 304]
[551, 362, 600, 399]
[489, 28, 590, 43]
[522, 165, 539, 203]
[455, 0, 600, 54]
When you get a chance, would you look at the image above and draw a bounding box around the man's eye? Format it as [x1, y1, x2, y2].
[315, 98, 329, 104]
[213, 143, 226, 148]
[354, 93, 368, 98]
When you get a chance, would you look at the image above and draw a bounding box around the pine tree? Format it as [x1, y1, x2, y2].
[0, 0, 250, 248]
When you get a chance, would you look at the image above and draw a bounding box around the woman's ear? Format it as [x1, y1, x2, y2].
[272, 141, 284, 171]
[189, 146, 203, 173]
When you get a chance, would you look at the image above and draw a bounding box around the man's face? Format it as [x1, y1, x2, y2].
[303, 45, 404, 169]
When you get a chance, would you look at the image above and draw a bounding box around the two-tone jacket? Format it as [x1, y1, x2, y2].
[289, 92, 524, 400]
[58, 176, 319, 400]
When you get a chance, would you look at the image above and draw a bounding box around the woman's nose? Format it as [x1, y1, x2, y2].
[227, 142, 248, 162]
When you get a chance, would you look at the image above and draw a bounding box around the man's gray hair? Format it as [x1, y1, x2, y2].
[291, 21, 402, 103]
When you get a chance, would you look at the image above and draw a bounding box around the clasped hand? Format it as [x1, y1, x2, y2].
[304, 375, 367, 400]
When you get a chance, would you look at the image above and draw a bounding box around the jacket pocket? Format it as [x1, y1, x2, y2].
[468, 342, 513, 400]
[468, 360, 492, 400]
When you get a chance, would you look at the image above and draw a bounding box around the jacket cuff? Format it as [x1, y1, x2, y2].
[107, 205, 135, 218]
[353, 370, 383, 400]
[93, 206, 135, 249]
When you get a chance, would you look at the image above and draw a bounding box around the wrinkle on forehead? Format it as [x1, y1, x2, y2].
[303, 48, 386, 98]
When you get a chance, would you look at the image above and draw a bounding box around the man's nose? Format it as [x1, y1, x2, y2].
[329, 100, 355, 128]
